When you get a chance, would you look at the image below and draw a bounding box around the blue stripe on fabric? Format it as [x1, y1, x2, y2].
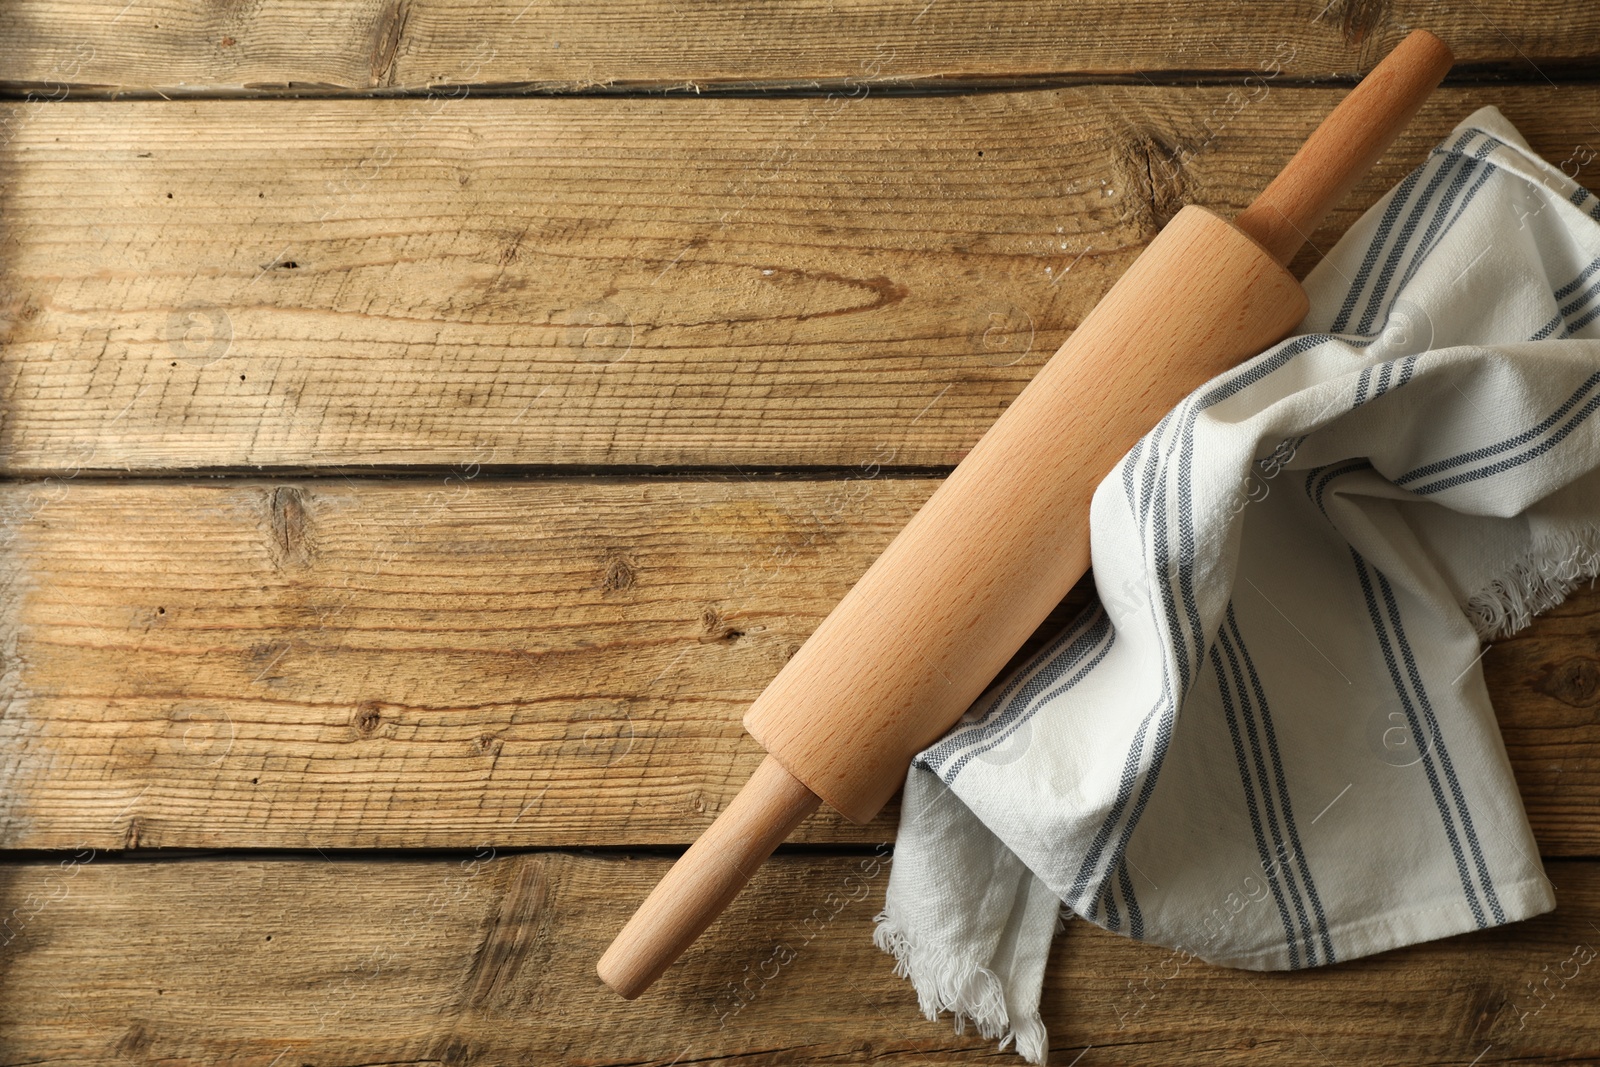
[921, 607, 1100, 766]
[1391, 134, 1504, 300]
[1331, 162, 1430, 333]
[1199, 335, 1334, 411]
[1569, 184, 1600, 223]
[1374, 570, 1505, 924]
[1332, 130, 1481, 338]
[1412, 386, 1600, 494]
[1211, 639, 1303, 968]
[1531, 313, 1564, 341]
[1068, 394, 1178, 911]
[1567, 300, 1600, 336]
[1216, 622, 1317, 966]
[1176, 393, 1206, 686]
[1092, 398, 1223, 915]
[1394, 372, 1600, 487]
[940, 618, 1114, 781]
[1101, 870, 1121, 931]
[1301, 462, 1331, 494]
[1096, 375, 1246, 911]
[1226, 606, 1336, 964]
[1095, 679, 1180, 914]
[1555, 255, 1600, 301]
[1072, 407, 1193, 913]
[1066, 695, 1160, 908]
[1351, 549, 1487, 927]
[1559, 274, 1600, 319]
[920, 607, 1105, 775]
[1373, 360, 1394, 399]
[1353, 364, 1374, 408]
[1154, 414, 1192, 701]
[1140, 408, 1176, 530]
[1388, 153, 1485, 300]
[1122, 437, 1143, 510]
[1118, 859, 1143, 940]
[1355, 153, 1471, 336]
[1079, 333, 1351, 916]
[1069, 385, 1187, 910]
[1411, 138, 1482, 252]
[1305, 460, 1372, 517]
[1394, 354, 1419, 391]
[1351, 351, 1421, 413]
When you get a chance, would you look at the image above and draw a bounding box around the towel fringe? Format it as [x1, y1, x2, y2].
[1465, 523, 1600, 640]
[872, 908, 1049, 1064]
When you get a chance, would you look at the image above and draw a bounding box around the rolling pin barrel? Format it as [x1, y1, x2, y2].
[599, 28, 1453, 999]
[743, 203, 1308, 822]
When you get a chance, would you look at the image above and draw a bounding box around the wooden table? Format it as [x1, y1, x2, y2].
[2, 3, 1598, 1063]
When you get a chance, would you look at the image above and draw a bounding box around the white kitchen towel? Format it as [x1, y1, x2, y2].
[875, 105, 1600, 1063]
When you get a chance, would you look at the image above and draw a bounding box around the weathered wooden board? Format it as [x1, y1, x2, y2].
[0, 851, 1596, 1064]
[0, 0, 1596, 94]
[2, 479, 1594, 853]
[2, 87, 1599, 472]
[4, 3, 1599, 1063]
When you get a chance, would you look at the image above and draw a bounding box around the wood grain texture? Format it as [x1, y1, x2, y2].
[3, 87, 1600, 472]
[1, 479, 1594, 854]
[0, 851, 1596, 1064]
[0, 0, 1597, 94]
[0, 477, 932, 850]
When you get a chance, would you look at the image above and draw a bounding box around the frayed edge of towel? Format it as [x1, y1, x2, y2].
[873, 909, 1048, 1064]
[1466, 523, 1600, 640]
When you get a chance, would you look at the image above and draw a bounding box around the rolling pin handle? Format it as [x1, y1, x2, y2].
[1233, 29, 1454, 265]
[597, 754, 821, 999]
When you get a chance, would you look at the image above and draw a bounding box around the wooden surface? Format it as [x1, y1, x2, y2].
[1, 854, 1598, 1064]
[3, 4, 1600, 1064]
[5, 86, 1600, 472]
[1, 1, 1599, 93]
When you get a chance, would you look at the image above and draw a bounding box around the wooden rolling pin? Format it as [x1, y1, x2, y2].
[599, 28, 1454, 999]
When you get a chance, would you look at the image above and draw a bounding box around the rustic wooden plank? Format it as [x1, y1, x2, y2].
[0, 477, 939, 850]
[2, 479, 1594, 854]
[4, 86, 1599, 472]
[1, 851, 1596, 1064]
[1482, 585, 1600, 860]
[1, 0, 1597, 95]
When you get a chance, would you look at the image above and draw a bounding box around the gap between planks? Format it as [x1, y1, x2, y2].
[1, 0, 1599, 95]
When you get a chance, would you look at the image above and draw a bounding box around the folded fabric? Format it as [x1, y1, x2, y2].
[875, 105, 1600, 1063]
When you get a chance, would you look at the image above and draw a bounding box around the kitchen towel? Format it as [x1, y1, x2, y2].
[875, 105, 1600, 1062]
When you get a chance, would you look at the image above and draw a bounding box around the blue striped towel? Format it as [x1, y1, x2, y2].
[875, 106, 1600, 1062]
